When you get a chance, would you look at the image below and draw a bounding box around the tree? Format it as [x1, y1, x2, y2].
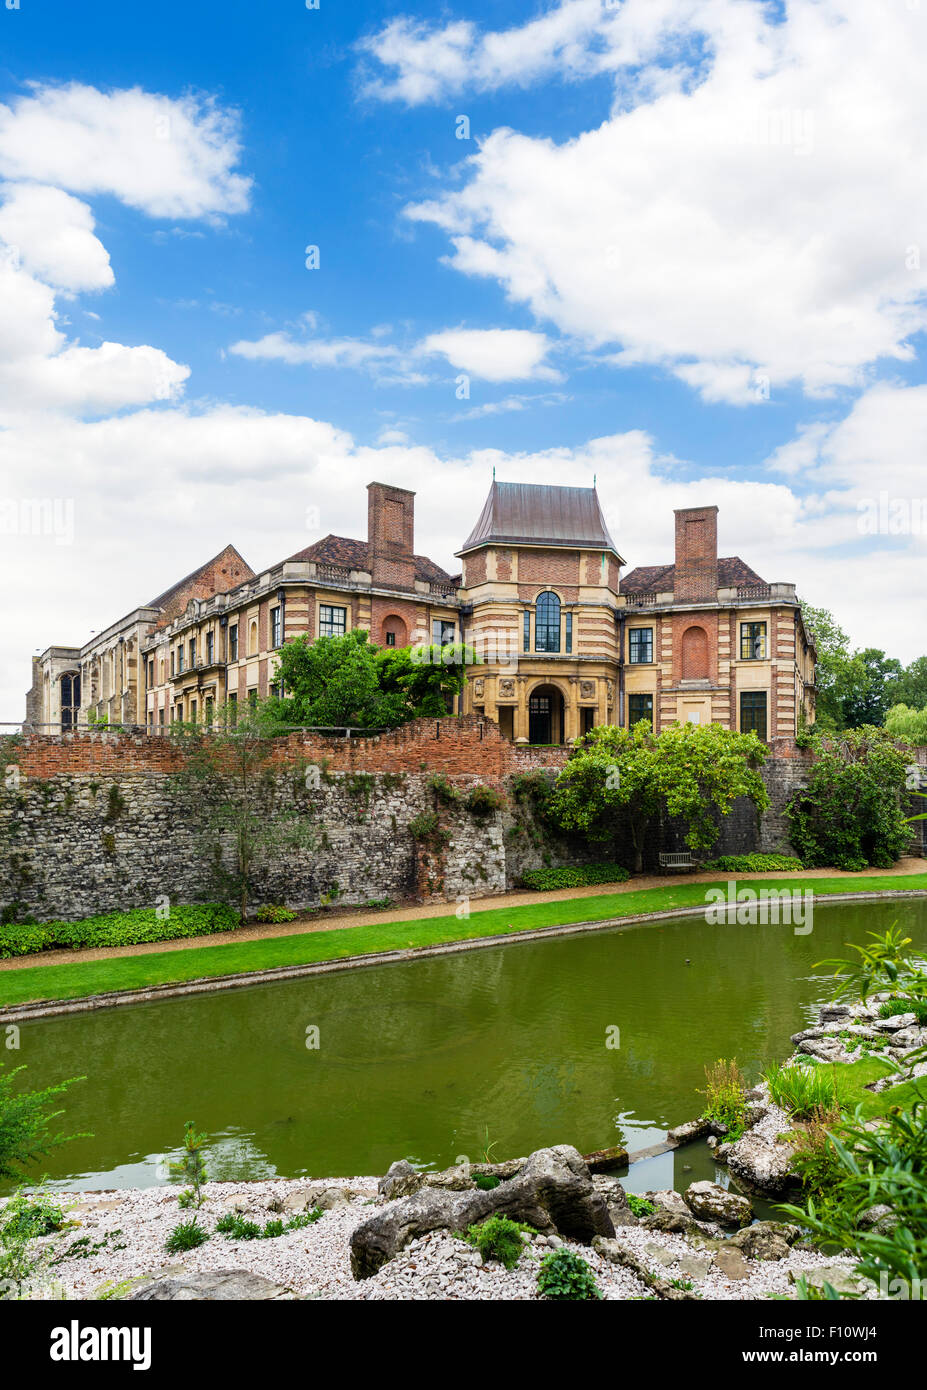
[264, 630, 475, 728]
[885, 704, 927, 746]
[800, 602, 853, 730]
[839, 648, 903, 729]
[786, 727, 912, 870]
[548, 721, 769, 874]
[170, 710, 315, 923]
[0, 1062, 85, 1182]
[800, 602, 907, 730]
[885, 656, 927, 713]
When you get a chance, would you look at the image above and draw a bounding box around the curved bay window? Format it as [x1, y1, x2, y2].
[60, 672, 81, 729]
[534, 591, 561, 653]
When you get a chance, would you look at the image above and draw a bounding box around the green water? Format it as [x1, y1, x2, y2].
[8, 898, 926, 1191]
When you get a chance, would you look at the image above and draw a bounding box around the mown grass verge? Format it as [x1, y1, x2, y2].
[2, 872, 926, 1008]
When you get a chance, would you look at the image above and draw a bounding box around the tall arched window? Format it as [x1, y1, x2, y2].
[60, 672, 81, 729]
[535, 591, 561, 653]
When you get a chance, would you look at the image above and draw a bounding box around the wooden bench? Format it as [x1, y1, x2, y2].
[658, 852, 697, 873]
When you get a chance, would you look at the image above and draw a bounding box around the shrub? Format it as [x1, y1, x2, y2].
[537, 1248, 602, 1300]
[0, 1062, 87, 1182]
[626, 1193, 656, 1218]
[0, 902, 239, 960]
[429, 774, 462, 806]
[215, 1210, 322, 1240]
[464, 1215, 533, 1270]
[164, 1219, 209, 1253]
[518, 862, 630, 891]
[254, 904, 298, 924]
[408, 812, 451, 844]
[699, 1058, 748, 1139]
[466, 785, 506, 816]
[786, 1105, 846, 1204]
[0, 1187, 68, 1242]
[473, 1174, 500, 1191]
[879, 997, 927, 1026]
[168, 1121, 208, 1208]
[701, 854, 804, 873]
[763, 1062, 842, 1120]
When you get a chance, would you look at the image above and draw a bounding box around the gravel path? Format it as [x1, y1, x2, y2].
[9, 1178, 863, 1302]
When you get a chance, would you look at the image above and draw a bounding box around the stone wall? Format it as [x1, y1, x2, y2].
[0, 720, 813, 923]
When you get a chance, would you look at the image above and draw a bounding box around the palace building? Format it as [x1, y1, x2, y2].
[27, 481, 816, 744]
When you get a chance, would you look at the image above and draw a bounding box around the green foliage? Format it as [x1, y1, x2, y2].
[626, 1193, 656, 1218]
[510, 769, 558, 814]
[473, 1174, 500, 1191]
[0, 1063, 86, 1181]
[254, 904, 298, 924]
[265, 629, 477, 729]
[465, 784, 506, 816]
[786, 728, 912, 870]
[884, 703, 927, 747]
[536, 1247, 602, 1300]
[0, 1187, 68, 1242]
[879, 997, 927, 1026]
[464, 1215, 533, 1270]
[518, 862, 630, 891]
[0, 902, 239, 959]
[429, 773, 462, 805]
[699, 1058, 748, 1139]
[549, 721, 769, 874]
[800, 603, 907, 730]
[816, 923, 927, 1007]
[408, 811, 450, 844]
[215, 1209, 323, 1240]
[701, 853, 804, 873]
[168, 1121, 208, 1208]
[763, 1062, 842, 1119]
[164, 1218, 209, 1253]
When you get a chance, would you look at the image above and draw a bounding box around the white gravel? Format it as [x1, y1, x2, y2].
[5, 1177, 863, 1302]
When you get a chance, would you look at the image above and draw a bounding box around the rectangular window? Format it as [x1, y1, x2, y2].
[228, 624, 238, 662]
[740, 690, 768, 740]
[248, 688, 258, 709]
[228, 692, 238, 726]
[177, 647, 184, 674]
[147, 659, 154, 687]
[385, 632, 396, 647]
[523, 610, 530, 653]
[432, 619, 456, 645]
[204, 698, 214, 725]
[158, 707, 165, 727]
[271, 606, 283, 648]
[189, 699, 197, 723]
[319, 604, 347, 638]
[740, 622, 767, 660]
[565, 613, 573, 654]
[206, 631, 214, 664]
[189, 637, 196, 667]
[629, 628, 654, 664]
[628, 693, 654, 728]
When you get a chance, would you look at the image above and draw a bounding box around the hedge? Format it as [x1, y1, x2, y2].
[699, 853, 804, 873]
[0, 903, 240, 959]
[518, 863, 631, 891]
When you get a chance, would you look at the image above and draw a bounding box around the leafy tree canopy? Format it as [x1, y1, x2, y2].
[548, 720, 769, 873]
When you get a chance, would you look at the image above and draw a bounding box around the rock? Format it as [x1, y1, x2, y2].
[593, 1237, 700, 1301]
[676, 1254, 713, 1280]
[890, 1027, 927, 1050]
[644, 1189, 689, 1216]
[125, 1269, 295, 1301]
[683, 1180, 752, 1229]
[423, 1170, 475, 1192]
[378, 1160, 424, 1201]
[713, 1246, 750, 1280]
[798, 1037, 846, 1062]
[858, 1204, 899, 1235]
[351, 1145, 614, 1279]
[819, 1004, 853, 1023]
[727, 1221, 798, 1261]
[726, 1130, 796, 1195]
[643, 1242, 678, 1268]
[218, 1194, 250, 1213]
[794, 1264, 876, 1298]
[874, 1013, 917, 1032]
[641, 1208, 700, 1237]
[582, 1145, 629, 1173]
[666, 1117, 712, 1145]
[592, 1175, 638, 1228]
[313, 1186, 351, 1210]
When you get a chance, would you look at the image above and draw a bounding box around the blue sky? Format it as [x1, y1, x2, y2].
[1, 0, 926, 714]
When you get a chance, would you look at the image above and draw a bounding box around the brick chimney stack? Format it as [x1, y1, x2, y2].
[367, 482, 416, 590]
[673, 505, 719, 601]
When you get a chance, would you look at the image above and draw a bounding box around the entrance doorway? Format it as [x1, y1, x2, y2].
[528, 684, 565, 744]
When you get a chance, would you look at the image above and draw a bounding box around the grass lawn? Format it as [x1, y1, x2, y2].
[2, 872, 927, 1008]
[793, 1055, 927, 1121]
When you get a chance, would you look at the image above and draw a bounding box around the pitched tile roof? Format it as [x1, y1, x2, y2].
[458, 480, 622, 558]
[286, 535, 457, 587]
[621, 556, 767, 594]
[146, 545, 254, 615]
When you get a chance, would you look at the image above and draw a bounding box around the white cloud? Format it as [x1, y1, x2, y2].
[0, 184, 113, 292]
[419, 327, 558, 382]
[230, 325, 558, 384]
[397, 0, 927, 400]
[0, 83, 251, 218]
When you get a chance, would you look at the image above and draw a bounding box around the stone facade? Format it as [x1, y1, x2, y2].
[0, 719, 814, 923]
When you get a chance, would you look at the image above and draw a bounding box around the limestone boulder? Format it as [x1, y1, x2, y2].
[684, 1180, 752, 1229]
